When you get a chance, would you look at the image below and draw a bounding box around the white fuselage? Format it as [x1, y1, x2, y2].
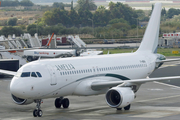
[10, 52, 157, 100]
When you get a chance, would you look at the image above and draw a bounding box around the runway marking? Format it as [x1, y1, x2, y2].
[131, 111, 175, 118]
[154, 81, 180, 89]
[68, 106, 108, 113]
[136, 94, 180, 102]
[2, 117, 32, 120]
[81, 119, 101, 120]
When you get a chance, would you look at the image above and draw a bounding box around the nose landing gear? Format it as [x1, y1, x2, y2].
[55, 97, 69, 109]
[33, 99, 43, 117]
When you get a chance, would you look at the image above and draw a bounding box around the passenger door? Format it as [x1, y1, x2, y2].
[46, 65, 57, 85]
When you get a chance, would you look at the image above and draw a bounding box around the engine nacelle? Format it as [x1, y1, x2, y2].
[106, 87, 135, 108]
[11, 94, 34, 105]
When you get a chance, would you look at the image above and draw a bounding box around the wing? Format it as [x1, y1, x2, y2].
[157, 58, 180, 63]
[91, 76, 180, 90]
[0, 69, 16, 76]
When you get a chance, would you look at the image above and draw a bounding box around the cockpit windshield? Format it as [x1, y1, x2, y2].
[21, 72, 30, 77]
[36, 72, 42, 77]
[17, 72, 42, 78]
[31, 72, 37, 77]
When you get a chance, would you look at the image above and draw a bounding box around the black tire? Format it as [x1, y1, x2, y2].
[33, 109, 37, 117]
[37, 110, 43, 117]
[27, 56, 33, 62]
[62, 98, 69, 108]
[116, 108, 122, 110]
[55, 98, 61, 108]
[124, 104, 131, 110]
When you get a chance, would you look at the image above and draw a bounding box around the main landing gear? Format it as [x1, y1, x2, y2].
[116, 104, 131, 111]
[33, 99, 43, 117]
[55, 97, 70, 109]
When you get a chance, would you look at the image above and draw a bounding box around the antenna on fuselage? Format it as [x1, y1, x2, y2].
[38, 56, 41, 61]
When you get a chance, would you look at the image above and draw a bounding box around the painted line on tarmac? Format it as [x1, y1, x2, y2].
[160, 63, 180, 69]
[2, 117, 32, 120]
[154, 81, 180, 89]
[136, 94, 180, 103]
[68, 106, 108, 113]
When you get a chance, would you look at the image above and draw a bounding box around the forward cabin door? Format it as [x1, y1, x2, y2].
[46, 65, 57, 85]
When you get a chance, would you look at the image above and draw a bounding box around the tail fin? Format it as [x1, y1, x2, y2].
[136, 3, 162, 53]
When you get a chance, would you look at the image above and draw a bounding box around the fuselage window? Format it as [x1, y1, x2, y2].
[21, 72, 30, 77]
[72, 71, 74, 74]
[79, 70, 81, 74]
[60, 72, 62, 75]
[81, 70, 83, 73]
[86, 70, 88, 72]
[31, 72, 37, 77]
[90, 69, 92, 72]
[74, 71, 76, 74]
[77, 70, 79, 74]
[69, 71, 71, 74]
[36, 72, 42, 77]
[67, 71, 69, 75]
[65, 72, 67, 75]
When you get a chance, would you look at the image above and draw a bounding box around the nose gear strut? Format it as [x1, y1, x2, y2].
[33, 99, 43, 117]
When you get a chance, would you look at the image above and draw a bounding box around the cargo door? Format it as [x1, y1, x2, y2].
[46, 65, 57, 85]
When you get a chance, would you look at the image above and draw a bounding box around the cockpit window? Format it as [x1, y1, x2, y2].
[36, 72, 42, 77]
[21, 72, 30, 77]
[31, 72, 37, 77]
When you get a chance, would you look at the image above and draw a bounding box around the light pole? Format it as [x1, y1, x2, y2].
[88, 18, 94, 35]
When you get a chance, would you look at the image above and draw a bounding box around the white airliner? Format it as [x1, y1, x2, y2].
[1, 3, 180, 117]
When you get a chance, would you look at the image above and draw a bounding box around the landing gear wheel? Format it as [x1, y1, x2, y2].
[55, 98, 62, 108]
[116, 108, 122, 110]
[33, 99, 43, 117]
[27, 56, 33, 62]
[124, 104, 131, 110]
[33, 109, 38, 117]
[37, 110, 43, 117]
[62, 98, 69, 108]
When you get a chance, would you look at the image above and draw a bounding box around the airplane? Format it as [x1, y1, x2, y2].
[1, 3, 180, 117]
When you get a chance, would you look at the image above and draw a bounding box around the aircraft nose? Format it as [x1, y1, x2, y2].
[10, 78, 25, 98]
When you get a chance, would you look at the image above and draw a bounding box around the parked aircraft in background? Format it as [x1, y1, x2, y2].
[1, 3, 180, 118]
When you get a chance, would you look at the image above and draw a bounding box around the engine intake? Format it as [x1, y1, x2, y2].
[106, 87, 135, 108]
[11, 94, 34, 105]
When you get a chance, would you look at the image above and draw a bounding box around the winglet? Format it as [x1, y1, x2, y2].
[136, 3, 162, 53]
[46, 33, 54, 47]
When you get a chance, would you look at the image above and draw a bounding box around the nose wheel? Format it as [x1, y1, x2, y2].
[33, 100, 43, 117]
[55, 97, 69, 109]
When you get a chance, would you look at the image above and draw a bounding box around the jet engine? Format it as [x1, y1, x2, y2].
[105, 87, 135, 108]
[11, 94, 34, 105]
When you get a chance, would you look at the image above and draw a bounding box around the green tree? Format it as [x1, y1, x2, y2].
[167, 8, 180, 18]
[93, 6, 111, 26]
[78, 8, 93, 27]
[68, 9, 79, 26]
[52, 2, 64, 10]
[161, 8, 166, 16]
[1, 26, 23, 37]
[75, 0, 97, 11]
[20, 0, 34, 6]
[108, 2, 137, 25]
[7, 17, 17, 26]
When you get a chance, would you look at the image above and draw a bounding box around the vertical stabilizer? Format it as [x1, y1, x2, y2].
[136, 3, 161, 53]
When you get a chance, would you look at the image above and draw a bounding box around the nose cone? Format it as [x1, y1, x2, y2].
[10, 77, 25, 98]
